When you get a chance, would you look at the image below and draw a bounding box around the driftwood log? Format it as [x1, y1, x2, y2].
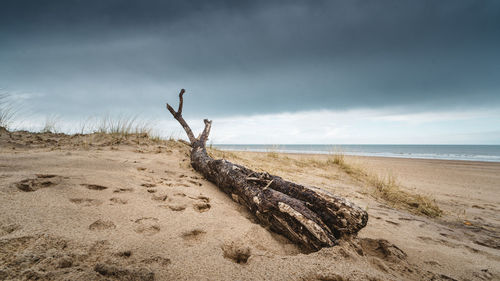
[167, 89, 368, 251]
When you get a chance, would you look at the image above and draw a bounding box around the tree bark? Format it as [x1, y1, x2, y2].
[167, 90, 368, 251]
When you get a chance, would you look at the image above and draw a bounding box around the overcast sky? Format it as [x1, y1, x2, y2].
[1, 0, 499, 144]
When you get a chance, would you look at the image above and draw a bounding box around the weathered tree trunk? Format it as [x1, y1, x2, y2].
[167, 89, 368, 251]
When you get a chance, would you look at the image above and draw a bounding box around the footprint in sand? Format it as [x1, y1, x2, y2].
[181, 229, 206, 245]
[160, 204, 187, 211]
[69, 198, 102, 206]
[174, 174, 197, 187]
[116, 250, 132, 258]
[193, 196, 211, 213]
[193, 202, 211, 213]
[221, 241, 251, 264]
[151, 194, 168, 201]
[188, 180, 202, 186]
[176, 182, 190, 187]
[357, 238, 407, 263]
[134, 217, 160, 235]
[425, 260, 441, 267]
[14, 174, 61, 192]
[141, 256, 171, 266]
[89, 219, 116, 231]
[195, 196, 210, 203]
[82, 184, 108, 190]
[160, 177, 174, 185]
[113, 187, 134, 193]
[109, 197, 128, 205]
[155, 191, 211, 213]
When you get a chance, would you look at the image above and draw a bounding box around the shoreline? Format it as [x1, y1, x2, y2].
[216, 148, 500, 164]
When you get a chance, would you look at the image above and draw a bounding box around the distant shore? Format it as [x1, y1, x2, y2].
[214, 144, 500, 163]
[222, 148, 500, 164]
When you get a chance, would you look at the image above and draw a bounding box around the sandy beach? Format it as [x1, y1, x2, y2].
[1, 130, 499, 280]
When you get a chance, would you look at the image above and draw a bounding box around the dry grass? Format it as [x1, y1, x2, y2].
[266, 145, 281, 159]
[328, 152, 442, 217]
[76, 115, 164, 144]
[367, 172, 442, 217]
[332, 153, 344, 165]
[1, 97, 187, 151]
[95, 116, 149, 136]
[41, 115, 61, 133]
[208, 147, 243, 162]
[208, 147, 294, 178]
[0, 93, 18, 129]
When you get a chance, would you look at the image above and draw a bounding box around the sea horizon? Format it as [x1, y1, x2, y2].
[213, 144, 500, 163]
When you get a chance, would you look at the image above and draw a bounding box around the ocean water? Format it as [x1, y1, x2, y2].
[213, 144, 500, 162]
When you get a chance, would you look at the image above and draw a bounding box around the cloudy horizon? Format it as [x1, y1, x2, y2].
[1, 1, 499, 144]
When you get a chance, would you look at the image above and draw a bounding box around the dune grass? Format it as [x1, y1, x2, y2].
[75, 115, 164, 143]
[0, 93, 18, 129]
[266, 145, 281, 159]
[208, 147, 242, 161]
[327, 152, 442, 217]
[96, 115, 139, 135]
[41, 115, 61, 133]
[368, 173, 442, 217]
[34, 114, 163, 144]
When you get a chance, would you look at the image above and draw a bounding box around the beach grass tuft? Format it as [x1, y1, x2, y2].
[266, 145, 281, 159]
[0, 93, 18, 129]
[41, 115, 61, 133]
[367, 172, 442, 217]
[328, 151, 443, 217]
[75, 115, 165, 143]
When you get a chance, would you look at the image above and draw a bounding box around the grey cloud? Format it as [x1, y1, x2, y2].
[0, 0, 499, 118]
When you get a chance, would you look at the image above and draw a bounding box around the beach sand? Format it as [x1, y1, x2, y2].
[0, 130, 499, 280]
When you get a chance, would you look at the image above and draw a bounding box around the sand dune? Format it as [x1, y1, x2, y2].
[0, 130, 498, 280]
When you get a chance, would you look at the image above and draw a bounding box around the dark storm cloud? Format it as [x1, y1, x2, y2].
[1, 0, 499, 118]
